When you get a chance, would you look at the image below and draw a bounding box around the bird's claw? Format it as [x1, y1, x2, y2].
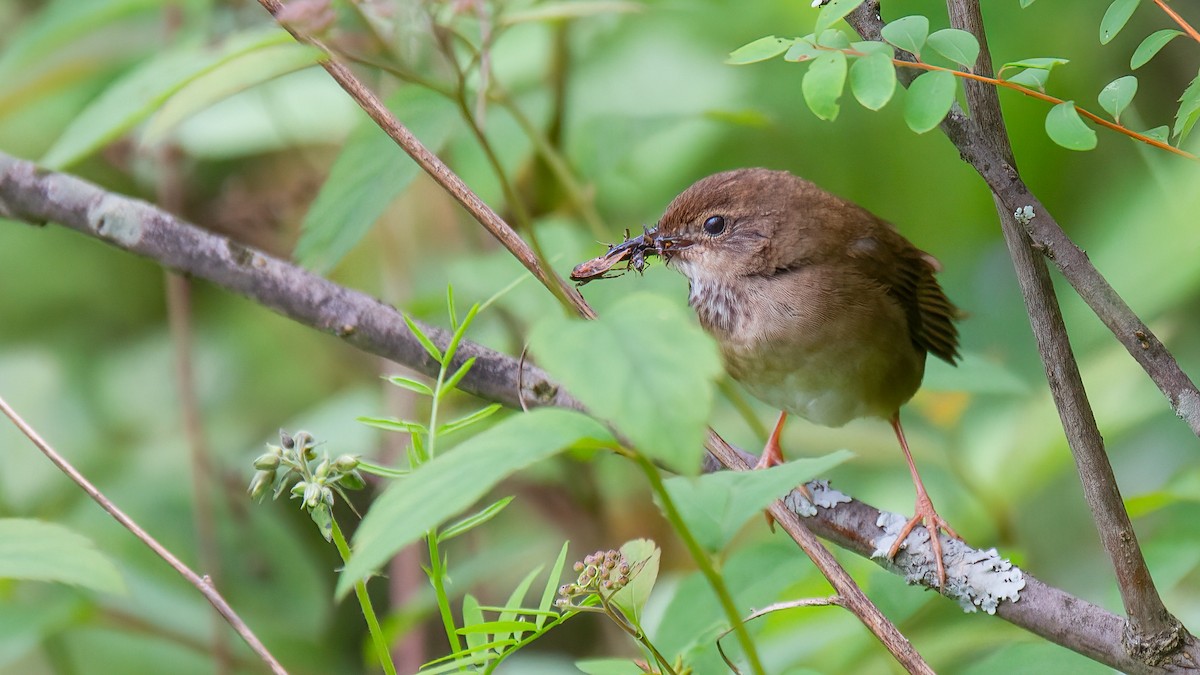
[885, 495, 961, 588]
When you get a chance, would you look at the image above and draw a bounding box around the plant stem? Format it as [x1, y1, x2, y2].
[331, 516, 398, 675]
[427, 532, 464, 658]
[633, 454, 766, 675]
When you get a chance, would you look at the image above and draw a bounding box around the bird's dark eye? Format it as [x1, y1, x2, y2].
[703, 215, 726, 235]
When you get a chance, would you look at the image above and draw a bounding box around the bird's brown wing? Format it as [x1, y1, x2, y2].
[846, 227, 961, 365]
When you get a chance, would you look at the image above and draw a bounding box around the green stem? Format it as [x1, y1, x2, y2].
[331, 517, 397, 675]
[597, 591, 677, 675]
[427, 532, 464, 658]
[634, 455, 766, 675]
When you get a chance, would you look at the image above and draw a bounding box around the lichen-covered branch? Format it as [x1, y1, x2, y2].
[841, 1, 1196, 665]
[2, 150, 1194, 672]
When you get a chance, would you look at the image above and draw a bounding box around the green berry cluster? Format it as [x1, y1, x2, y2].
[247, 430, 365, 540]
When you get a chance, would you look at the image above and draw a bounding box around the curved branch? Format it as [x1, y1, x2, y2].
[2, 150, 1194, 672]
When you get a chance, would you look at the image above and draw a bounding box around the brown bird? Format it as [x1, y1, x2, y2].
[653, 168, 962, 586]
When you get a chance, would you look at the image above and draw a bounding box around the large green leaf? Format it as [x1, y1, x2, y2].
[528, 292, 722, 475]
[293, 87, 459, 273]
[0, 518, 124, 594]
[338, 409, 610, 596]
[608, 538, 660, 624]
[660, 450, 852, 553]
[904, 70, 956, 134]
[1045, 101, 1097, 150]
[41, 26, 295, 169]
[802, 50, 848, 121]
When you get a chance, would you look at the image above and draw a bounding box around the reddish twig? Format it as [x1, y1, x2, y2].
[1153, 0, 1200, 43]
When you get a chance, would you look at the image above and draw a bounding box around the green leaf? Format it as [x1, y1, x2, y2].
[461, 594, 486, 650]
[497, 563, 544, 643]
[1045, 101, 1097, 151]
[999, 57, 1070, 77]
[499, 1, 642, 26]
[802, 50, 848, 121]
[608, 539, 660, 624]
[575, 660, 646, 675]
[443, 303, 481, 371]
[1143, 125, 1170, 143]
[850, 51, 896, 110]
[784, 37, 821, 62]
[357, 416, 428, 435]
[339, 409, 610, 596]
[1174, 68, 1200, 141]
[927, 28, 979, 69]
[726, 36, 794, 65]
[815, 28, 851, 49]
[440, 496, 514, 541]
[660, 451, 852, 553]
[904, 70, 957, 134]
[814, 0, 866, 35]
[922, 350, 1030, 395]
[851, 40, 895, 57]
[457, 620, 535, 635]
[437, 403, 502, 437]
[537, 542, 571, 628]
[143, 41, 322, 143]
[0, 519, 124, 594]
[1020, 0, 1037, 6]
[439, 357, 477, 397]
[880, 15, 929, 57]
[294, 87, 458, 272]
[386, 376, 434, 397]
[528, 293, 722, 475]
[41, 26, 294, 169]
[1100, 0, 1139, 45]
[1098, 75, 1138, 122]
[404, 315, 443, 364]
[1131, 29, 1183, 69]
[1006, 68, 1051, 91]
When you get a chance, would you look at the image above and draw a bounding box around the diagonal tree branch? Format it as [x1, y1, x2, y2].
[4, 150, 1198, 672]
[843, 0, 1195, 665]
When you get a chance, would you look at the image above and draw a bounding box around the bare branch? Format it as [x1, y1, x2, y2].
[0, 394, 288, 675]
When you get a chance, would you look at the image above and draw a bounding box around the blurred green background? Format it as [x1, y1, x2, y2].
[2, 0, 1199, 673]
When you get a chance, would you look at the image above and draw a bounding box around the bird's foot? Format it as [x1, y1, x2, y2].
[886, 492, 961, 588]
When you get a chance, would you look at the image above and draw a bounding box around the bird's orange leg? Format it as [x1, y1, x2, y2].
[754, 411, 788, 470]
[885, 413, 961, 588]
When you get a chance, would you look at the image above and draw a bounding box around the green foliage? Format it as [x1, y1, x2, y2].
[927, 29, 980, 70]
[1175, 68, 1200, 142]
[904, 70, 957, 134]
[1098, 76, 1138, 123]
[726, 36, 793, 65]
[660, 451, 852, 553]
[1131, 29, 1183, 69]
[802, 50, 848, 121]
[814, 0, 866, 35]
[881, 15, 930, 58]
[1099, 0, 1140, 45]
[849, 51, 897, 110]
[528, 292, 723, 476]
[1045, 102, 1098, 151]
[0, 518, 124, 594]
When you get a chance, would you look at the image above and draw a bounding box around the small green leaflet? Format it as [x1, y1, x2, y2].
[1098, 76, 1137, 122]
[1175, 67, 1200, 142]
[726, 36, 793, 65]
[1131, 29, 1183, 69]
[1099, 0, 1139, 45]
[814, 0, 866, 35]
[904, 70, 957, 134]
[850, 51, 896, 110]
[881, 15, 929, 58]
[803, 50, 848, 121]
[1045, 101, 1097, 151]
[927, 29, 979, 70]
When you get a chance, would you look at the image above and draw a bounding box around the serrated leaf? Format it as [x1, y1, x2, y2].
[1131, 29, 1183, 69]
[927, 28, 979, 69]
[803, 50, 848, 121]
[815, 0, 866, 34]
[295, 87, 458, 272]
[41, 26, 294, 168]
[386, 376, 434, 397]
[904, 70, 957, 133]
[881, 15, 929, 57]
[437, 403, 502, 437]
[1174, 68, 1200, 141]
[1006, 68, 1051, 91]
[784, 37, 821, 62]
[357, 416, 428, 435]
[340, 409, 611, 596]
[0, 519, 124, 594]
[537, 542, 570, 628]
[440, 496, 514, 541]
[1098, 75, 1137, 122]
[144, 41, 322, 143]
[727, 36, 793, 65]
[850, 51, 896, 110]
[608, 539, 659, 624]
[660, 451, 852, 552]
[528, 292, 722, 475]
[404, 315, 443, 364]
[1143, 125, 1170, 143]
[1100, 0, 1139, 45]
[1045, 101, 1097, 151]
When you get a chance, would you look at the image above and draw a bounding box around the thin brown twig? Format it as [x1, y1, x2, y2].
[1153, 0, 1200, 43]
[256, 0, 593, 319]
[0, 394, 288, 675]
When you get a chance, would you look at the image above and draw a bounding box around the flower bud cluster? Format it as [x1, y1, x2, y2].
[554, 548, 632, 610]
[246, 429, 365, 510]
